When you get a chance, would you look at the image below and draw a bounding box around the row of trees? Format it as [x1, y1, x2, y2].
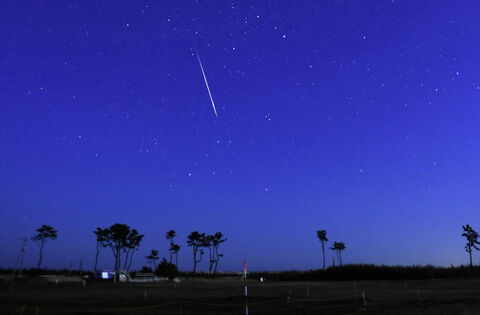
[29, 224, 228, 275]
[29, 225, 342, 272]
[316, 224, 480, 270]
[29, 224, 480, 273]
[187, 231, 227, 274]
[93, 224, 227, 276]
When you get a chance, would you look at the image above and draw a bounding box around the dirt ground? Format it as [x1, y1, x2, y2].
[2, 277, 480, 314]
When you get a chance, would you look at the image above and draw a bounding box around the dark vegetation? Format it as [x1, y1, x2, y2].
[250, 264, 480, 281]
[15, 223, 480, 281]
[155, 258, 179, 279]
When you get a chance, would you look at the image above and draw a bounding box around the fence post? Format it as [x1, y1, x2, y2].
[244, 260, 248, 315]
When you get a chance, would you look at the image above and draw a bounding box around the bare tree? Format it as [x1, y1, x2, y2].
[31, 225, 58, 269]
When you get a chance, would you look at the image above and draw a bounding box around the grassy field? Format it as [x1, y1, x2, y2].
[2, 277, 480, 314]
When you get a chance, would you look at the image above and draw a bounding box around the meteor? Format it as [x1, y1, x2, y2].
[196, 52, 218, 117]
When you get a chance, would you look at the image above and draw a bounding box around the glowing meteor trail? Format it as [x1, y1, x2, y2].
[196, 53, 218, 117]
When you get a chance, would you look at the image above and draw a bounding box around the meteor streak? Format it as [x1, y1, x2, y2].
[196, 52, 218, 117]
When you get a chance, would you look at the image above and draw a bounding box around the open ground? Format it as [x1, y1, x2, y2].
[3, 277, 480, 314]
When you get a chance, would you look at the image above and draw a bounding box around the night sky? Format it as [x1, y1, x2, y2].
[2, 1, 480, 272]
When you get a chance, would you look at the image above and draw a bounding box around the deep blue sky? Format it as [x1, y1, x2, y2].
[2, 1, 480, 272]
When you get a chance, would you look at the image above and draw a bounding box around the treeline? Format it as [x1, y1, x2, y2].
[15, 223, 480, 276]
[250, 264, 480, 281]
[23, 224, 227, 276]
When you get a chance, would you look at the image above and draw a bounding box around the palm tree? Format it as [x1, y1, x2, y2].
[316, 230, 328, 270]
[31, 225, 58, 269]
[330, 241, 346, 266]
[462, 224, 480, 267]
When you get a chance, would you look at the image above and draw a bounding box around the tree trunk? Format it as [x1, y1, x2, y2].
[470, 250, 473, 268]
[94, 242, 100, 273]
[123, 249, 131, 270]
[127, 250, 135, 271]
[193, 247, 197, 274]
[321, 242, 325, 270]
[213, 247, 219, 273]
[208, 247, 213, 273]
[115, 246, 121, 273]
[214, 254, 220, 273]
[37, 239, 45, 269]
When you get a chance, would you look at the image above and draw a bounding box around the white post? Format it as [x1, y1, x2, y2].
[244, 259, 248, 315]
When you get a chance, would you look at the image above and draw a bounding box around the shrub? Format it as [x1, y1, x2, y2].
[140, 266, 153, 273]
[156, 259, 178, 279]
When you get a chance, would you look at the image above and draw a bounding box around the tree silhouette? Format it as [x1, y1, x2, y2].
[102, 223, 143, 276]
[146, 249, 159, 270]
[330, 241, 346, 266]
[203, 234, 215, 273]
[212, 232, 227, 273]
[31, 225, 58, 269]
[462, 224, 480, 267]
[171, 243, 180, 269]
[202, 232, 228, 274]
[123, 229, 144, 271]
[187, 231, 205, 274]
[93, 227, 107, 273]
[166, 229, 176, 263]
[316, 230, 328, 270]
